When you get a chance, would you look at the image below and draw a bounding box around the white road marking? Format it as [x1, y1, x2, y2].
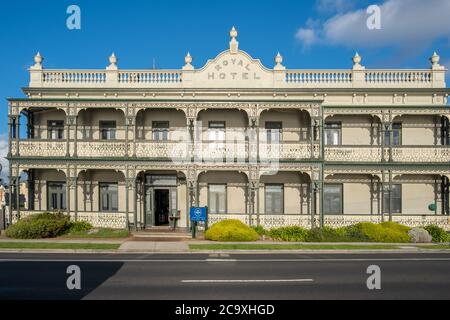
[181, 279, 314, 283]
[206, 259, 238, 262]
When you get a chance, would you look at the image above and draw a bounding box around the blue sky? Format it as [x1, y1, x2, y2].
[0, 0, 449, 178]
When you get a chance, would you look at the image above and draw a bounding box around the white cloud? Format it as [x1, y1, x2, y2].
[295, 28, 321, 48]
[0, 134, 8, 184]
[296, 0, 450, 50]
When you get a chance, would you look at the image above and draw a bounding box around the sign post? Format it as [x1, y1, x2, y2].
[190, 207, 208, 239]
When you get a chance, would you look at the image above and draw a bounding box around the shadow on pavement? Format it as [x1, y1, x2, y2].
[0, 262, 124, 300]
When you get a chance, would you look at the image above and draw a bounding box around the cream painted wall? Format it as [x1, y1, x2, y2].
[402, 184, 435, 214]
[138, 109, 187, 141]
[259, 110, 310, 141]
[32, 110, 66, 139]
[395, 115, 437, 145]
[198, 110, 248, 142]
[259, 172, 310, 214]
[78, 109, 126, 140]
[198, 171, 247, 214]
[32, 169, 66, 211]
[343, 183, 372, 215]
[326, 115, 375, 145]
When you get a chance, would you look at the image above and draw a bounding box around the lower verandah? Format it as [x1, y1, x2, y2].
[9, 169, 450, 230]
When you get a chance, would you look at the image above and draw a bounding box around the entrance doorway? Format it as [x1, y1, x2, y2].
[144, 175, 178, 228]
[154, 189, 170, 226]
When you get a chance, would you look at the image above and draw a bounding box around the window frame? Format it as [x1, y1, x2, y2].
[152, 121, 170, 141]
[47, 181, 67, 211]
[383, 184, 402, 214]
[324, 122, 342, 146]
[99, 121, 117, 140]
[99, 182, 119, 212]
[207, 121, 226, 142]
[323, 183, 344, 215]
[265, 121, 283, 143]
[384, 122, 402, 146]
[264, 184, 284, 215]
[208, 183, 227, 215]
[47, 120, 65, 140]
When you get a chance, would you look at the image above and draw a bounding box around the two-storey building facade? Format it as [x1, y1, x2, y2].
[6, 28, 450, 230]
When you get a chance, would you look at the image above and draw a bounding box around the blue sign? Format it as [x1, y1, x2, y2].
[190, 207, 207, 222]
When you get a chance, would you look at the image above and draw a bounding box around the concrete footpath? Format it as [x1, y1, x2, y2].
[0, 237, 449, 254]
[118, 241, 189, 253]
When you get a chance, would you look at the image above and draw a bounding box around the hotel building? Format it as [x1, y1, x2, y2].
[6, 28, 450, 230]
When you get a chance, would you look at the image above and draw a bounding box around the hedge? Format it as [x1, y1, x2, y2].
[205, 220, 259, 242]
[248, 222, 419, 243]
[424, 225, 450, 243]
[6, 213, 70, 239]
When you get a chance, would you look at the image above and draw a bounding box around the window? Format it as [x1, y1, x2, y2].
[100, 121, 117, 140]
[265, 122, 282, 143]
[82, 126, 92, 140]
[324, 184, 343, 215]
[208, 122, 226, 141]
[265, 185, 284, 214]
[384, 123, 402, 146]
[100, 183, 118, 212]
[383, 184, 402, 214]
[47, 182, 66, 211]
[48, 121, 64, 140]
[324, 123, 341, 146]
[152, 121, 169, 141]
[208, 184, 226, 214]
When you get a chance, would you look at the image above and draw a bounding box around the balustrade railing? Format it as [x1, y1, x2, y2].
[118, 70, 182, 84]
[285, 70, 353, 84]
[325, 146, 382, 162]
[208, 214, 450, 230]
[391, 146, 450, 163]
[326, 145, 450, 163]
[11, 139, 450, 163]
[42, 70, 106, 84]
[30, 66, 443, 89]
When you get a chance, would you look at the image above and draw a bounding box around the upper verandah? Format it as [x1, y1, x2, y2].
[27, 27, 447, 90]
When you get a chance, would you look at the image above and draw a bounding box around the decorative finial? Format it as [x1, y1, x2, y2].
[230, 26, 238, 39]
[183, 52, 194, 70]
[352, 52, 364, 70]
[274, 52, 285, 70]
[109, 53, 118, 66]
[185, 52, 193, 65]
[275, 52, 283, 65]
[229, 26, 239, 54]
[430, 52, 440, 66]
[352, 52, 361, 65]
[34, 52, 43, 66]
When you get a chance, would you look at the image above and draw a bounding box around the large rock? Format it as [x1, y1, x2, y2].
[408, 228, 432, 243]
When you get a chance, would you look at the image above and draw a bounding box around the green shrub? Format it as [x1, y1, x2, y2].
[424, 225, 450, 243]
[268, 226, 309, 242]
[346, 222, 410, 243]
[305, 227, 355, 242]
[252, 225, 268, 236]
[6, 213, 70, 239]
[380, 221, 411, 233]
[67, 221, 93, 233]
[205, 220, 259, 242]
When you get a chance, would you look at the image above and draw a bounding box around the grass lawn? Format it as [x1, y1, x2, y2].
[0, 242, 120, 250]
[189, 244, 401, 251]
[60, 228, 130, 239]
[419, 244, 450, 250]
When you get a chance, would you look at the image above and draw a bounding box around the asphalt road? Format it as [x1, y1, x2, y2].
[1, 252, 450, 300]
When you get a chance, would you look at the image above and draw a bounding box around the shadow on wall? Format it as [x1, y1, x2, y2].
[0, 261, 124, 300]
